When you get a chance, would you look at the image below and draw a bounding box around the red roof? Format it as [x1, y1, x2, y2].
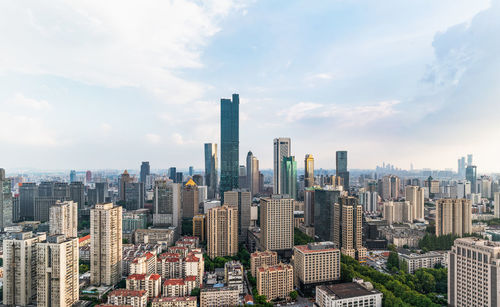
[79, 234, 90, 243]
[163, 279, 185, 286]
[244, 294, 254, 303]
[109, 289, 147, 297]
[185, 256, 199, 262]
[149, 274, 161, 280]
[127, 274, 146, 280]
[294, 244, 339, 254]
[145, 252, 154, 260]
[185, 276, 197, 282]
[151, 297, 197, 302]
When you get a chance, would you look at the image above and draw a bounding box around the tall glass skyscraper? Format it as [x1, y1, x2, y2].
[204, 143, 218, 199]
[140, 161, 150, 184]
[336, 151, 349, 192]
[220, 94, 239, 201]
[282, 156, 297, 200]
[466, 165, 477, 193]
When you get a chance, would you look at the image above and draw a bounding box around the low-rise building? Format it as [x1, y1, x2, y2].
[256, 263, 294, 301]
[316, 279, 383, 307]
[250, 250, 277, 277]
[107, 289, 148, 307]
[134, 228, 175, 245]
[224, 261, 244, 294]
[293, 242, 341, 295]
[398, 251, 445, 274]
[126, 273, 162, 298]
[200, 286, 239, 307]
[151, 297, 197, 307]
[162, 277, 196, 297]
[130, 252, 157, 275]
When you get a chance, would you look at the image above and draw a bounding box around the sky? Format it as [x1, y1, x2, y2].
[1, 0, 499, 172]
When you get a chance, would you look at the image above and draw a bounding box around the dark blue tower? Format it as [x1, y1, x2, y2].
[220, 94, 239, 201]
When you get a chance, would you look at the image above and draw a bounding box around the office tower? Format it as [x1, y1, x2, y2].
[69, 170, 76, 183]
[405, 186, 424, 221]
[91, 203, 123, 286]
[273, 137, 291, 194]
[448, 238, 500, 307]
[304, 154, 314, 188]
[193, 174, 204, 186]
[69, 181, 85, 210]
[207, 205, 238, 258]
[204, 143, 218, 199]
[0, 169, 13, 230]
[382, 201, 413, 225]
[19, 182, 37, 220]
[495, 192, 500, 218]
[224, 190, 251, 243]
[86, 170, 92, 183]
[256, 263, 294, 301]
[36, 235, 79, 307]
[238, 165, 247, 189]
[176, 172, 183, 184]
[293, 242, 340, 294]
[304, 189, 315, 226]
[119, 170, 132, 201]
[282, 156, 297, 200]
[467, 154, 473, 166]
[260, 195, 294, 252]
[380, 175, 400, 200]
[125, 182, 145, 210]
[140, 162, 150, 184]
[335, 151, 349, 191]
[192, 214, 206, 242]
[49, 200, 78, 238]
[168, 167, 177, 181]
[182, 179, 199, 219]
[153, 179, 182, 228]
[457, 157, 466, 177]
[314, 189, 341, 241]
[435, 199, 472, 237]
[38, 181, 54, 197]
[333, 196, 366, 260]
[3, 232, 47, 306]
[250, 251, 278, 277]
[220, 93, 239, 201]
[246, 151, 260, 196]
[466, 165, 477, 193]
[95, 182, 109, 203]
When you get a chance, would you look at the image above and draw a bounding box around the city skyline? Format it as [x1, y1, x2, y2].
[1, 1, 500, 172]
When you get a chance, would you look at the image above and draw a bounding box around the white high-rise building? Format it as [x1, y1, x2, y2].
[495, 192, 500, 218]
[91, 203, 123, 286]
[153, 180, 181, 228]
[261, 195, 294, 251]
[405, 186, 424, 221]
[449, 238, 500, 307]
[49, 200, 78, 238]
[3, 232, 47, 306]
[36, 235, 79, 307]
[273, 138, 291, 194]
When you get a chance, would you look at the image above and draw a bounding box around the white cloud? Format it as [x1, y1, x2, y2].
[6, 93, 51, 110]
[0, 0, 246, 103]
[0, 112, 57, 146]
[279, 101, 400, 127]
[146, 133, 162, 144]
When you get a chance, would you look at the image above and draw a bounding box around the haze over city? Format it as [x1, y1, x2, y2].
[1, 0, 500, 171]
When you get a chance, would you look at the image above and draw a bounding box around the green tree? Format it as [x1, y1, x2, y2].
[190, 288, 200, 297]
[386, 251, 399, 272]
[79, 263, 90, 273]
[289, 290, 298, 301]
[294, 228, 314, 245]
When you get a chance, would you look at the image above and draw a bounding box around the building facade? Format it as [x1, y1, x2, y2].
[250, 250, 278, 277]
[256, 263, 294, 301]
[49, 200, 78, 238]
[220, 94, 239, 201]
[273, 137, 291, 195]
[204, 143, 218, 200]
[435, 198, 472, 237]
[36, 235, 79, 307]
[207, 205, 238, 258]
[224, 190, 251, 243]
[260, 195, 294, 252]
[91, 203, 123, 286]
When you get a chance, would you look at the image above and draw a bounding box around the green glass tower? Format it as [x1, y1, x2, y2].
[281, 156, 297, 200]
[220, 94, 239, 201]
